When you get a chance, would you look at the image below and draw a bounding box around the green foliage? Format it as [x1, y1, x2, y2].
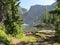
[49, 0, 60, 41]
[43, 6, 50, 24]
[0, 0, 24, 38]
[0, 22, 5, 31]
[55, 21, 60, 40]
[35, 33, 46, 39]
[0, 30, 13, 45]
[20, 35, 38, 42]
[13, 22, 23, 38]
[42, 0, 60, 41]
[0, 30, 8, 38]
[4, 20, 23, 37]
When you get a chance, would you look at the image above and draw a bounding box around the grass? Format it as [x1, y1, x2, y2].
[20, 33, 46, 42]
[35, 33, 46, 39]
[53, 43, 60, 45]
[20, 34, 38, 42]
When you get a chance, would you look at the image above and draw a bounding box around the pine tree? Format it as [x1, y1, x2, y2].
[43, 6, 50, 24]
[49, 0, 60, 41]
[0, 0, 23, 38]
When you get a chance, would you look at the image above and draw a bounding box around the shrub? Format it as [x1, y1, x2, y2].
[0, 30, 13, 45]
[4, 21, 23, 38]
[13, 22, 23, 38]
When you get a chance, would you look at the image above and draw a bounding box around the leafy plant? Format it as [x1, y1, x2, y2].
[0, 30, 13, 45]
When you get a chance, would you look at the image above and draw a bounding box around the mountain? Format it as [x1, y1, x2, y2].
[21, 2, 56, 26]
[20, 8, 28, 14]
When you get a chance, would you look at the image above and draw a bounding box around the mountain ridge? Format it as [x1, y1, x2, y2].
[21, 2, 56, 26]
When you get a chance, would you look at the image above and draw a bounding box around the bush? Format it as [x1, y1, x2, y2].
[4, 21, 23, 38]
[0, 30, 13, 45]
[13, 22, 23, 38]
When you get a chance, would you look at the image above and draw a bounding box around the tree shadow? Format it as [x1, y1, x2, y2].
[16, 41, 27, 45]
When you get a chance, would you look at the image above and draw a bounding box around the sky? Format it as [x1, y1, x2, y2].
[20, 0, 56, 10]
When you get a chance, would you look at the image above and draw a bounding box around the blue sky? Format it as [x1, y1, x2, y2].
[20, 0, 56, 10]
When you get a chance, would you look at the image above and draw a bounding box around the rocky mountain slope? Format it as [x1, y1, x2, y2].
[21, 2, 56, 26]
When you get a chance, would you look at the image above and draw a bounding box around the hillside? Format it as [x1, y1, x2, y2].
[21, 2, 56, 26]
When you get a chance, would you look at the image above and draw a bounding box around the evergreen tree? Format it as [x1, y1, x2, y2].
[49, 0, 60, 41]
[0, 0, 23, 38]
[43, 6, 50, 24]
